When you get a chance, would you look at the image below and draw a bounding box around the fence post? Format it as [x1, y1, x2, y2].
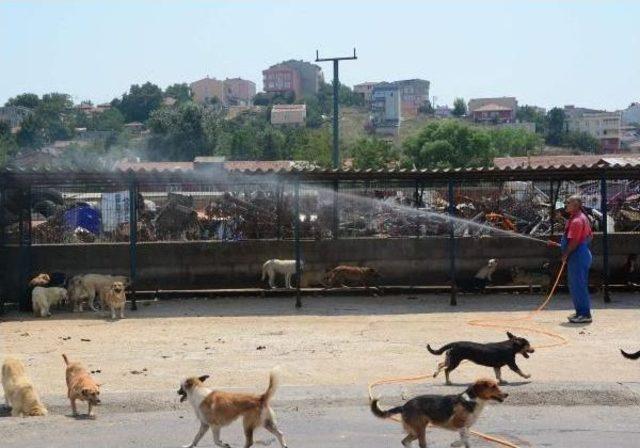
[128, 180, 138, 311]
[600, 173, 611, 303]
[448, 180, 457, 306]
[18, 186, 32, 311]
[276, 182, 282, 240]
[332, 179, 339, 240]
[294, 179, 302, 308]
[414, 180, 420, 239]
[0, 184, 5, 315]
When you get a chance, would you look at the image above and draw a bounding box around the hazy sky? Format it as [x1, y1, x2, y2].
[1, 1, 638, 110]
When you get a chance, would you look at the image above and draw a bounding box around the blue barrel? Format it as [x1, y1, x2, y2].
[63, 203, 101, 235]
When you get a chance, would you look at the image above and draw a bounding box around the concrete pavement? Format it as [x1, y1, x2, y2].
[1, 403, 638, 448]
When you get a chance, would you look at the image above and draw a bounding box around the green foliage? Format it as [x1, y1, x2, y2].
[0, 120, 18, 167]
[546, 107, 565, 146]
[452, 98, 467, 117]
[291, 129, 332, 168]
[488, 127, 543, 157]
[164, 83, 192, 103]
[562, 131, 600, 153]
[403, 120, 494, 169]
[5, 93, 40, 109]
[350, 138, 398, 170]
[516, 106, 547, 134]
[111, 82, 163, 122]
[147, 102, 210, 161]
[92, 108, 125, 131]
[418, 100, 434, 115]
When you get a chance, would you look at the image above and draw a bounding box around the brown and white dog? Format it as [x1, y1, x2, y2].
[2, 357, 48, 417]
[62, 354, 101, 418]
[371, 378, 508, 448]
[29, 273, 51, 287]
[102, 281, 126, 319]
[324, 265, 380, 289]
[178, 371, 287, 448]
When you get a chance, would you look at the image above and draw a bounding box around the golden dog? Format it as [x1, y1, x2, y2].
[62, 354, 101, 418]
[102, 281, 126, 319]
[324, 265, 380, 288]
[2, 357, 48, 417]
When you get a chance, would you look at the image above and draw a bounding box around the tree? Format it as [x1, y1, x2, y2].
[92, 108, 125, 131]
[418, 100, 434, 115]
[350, 138, 398, 170]
[546, 107, 565, 145]
[16, 114, 47, 148]
[165, 83, 192, 103]
[563, 131, 600, 153]
[292, 129, 332, 167]
[452, 98, 467, 117]
[488, 127, 543, 157]
[0, 120, 18, 166]
[403, 120, 495, 169]
[112, 82, 163, 122]
[147, 102, 209, 161]
[5, 93, 40, 109]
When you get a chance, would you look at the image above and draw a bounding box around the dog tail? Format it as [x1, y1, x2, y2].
[370, 399, 403, 419]
[62, 354, 70, 365]
[427, 343, 454, 355]
[260, 370, 279, 405]
[621, 349, 640, 360]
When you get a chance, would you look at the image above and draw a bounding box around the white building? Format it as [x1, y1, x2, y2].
[371, 83, 401, 135]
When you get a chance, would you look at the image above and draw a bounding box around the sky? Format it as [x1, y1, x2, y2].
[1, 0, 638, 110]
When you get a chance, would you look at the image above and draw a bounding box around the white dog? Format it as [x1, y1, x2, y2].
[68, 274, 128, 312]
[261, 259, 302, 289]
[475, 258, 498, 282]
[32, 286, 68, 317]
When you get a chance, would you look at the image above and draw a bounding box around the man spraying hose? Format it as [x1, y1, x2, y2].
[549, 195, 593, 324]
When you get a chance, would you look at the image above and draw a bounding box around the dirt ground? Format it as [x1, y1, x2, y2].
[2, 293, 639, 397]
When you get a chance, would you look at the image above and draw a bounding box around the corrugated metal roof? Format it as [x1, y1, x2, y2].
[493, 154, 640, 170]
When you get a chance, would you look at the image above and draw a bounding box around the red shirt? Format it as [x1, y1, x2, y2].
[565, 211, 592, 244]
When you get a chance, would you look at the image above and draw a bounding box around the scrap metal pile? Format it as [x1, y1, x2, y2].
[3, 180, 640, 244]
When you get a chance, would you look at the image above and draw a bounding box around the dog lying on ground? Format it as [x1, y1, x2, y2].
[29, 273, 51, 287]
[427, 332, 535, 385]
[621, 349, 640, 360]
[102, 281, 126, 319]
[31, 286, 68, 317]
[62, 354, 101, 418]
[261, 259, 301, 289]
[458, 259, 498, 292]
[2, 358, 48, 417]
[510, 263, 552, 293]
[371, 378, 507, 448]
[324, 265, 380, 289]
[178, 371, 287, 448]
[68, 274, 128, 312]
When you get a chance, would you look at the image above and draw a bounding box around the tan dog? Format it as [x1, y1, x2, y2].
[102, 281, 126, 319]
[29, 273, 51, 287]
[2, 357, 48, 417]
[324, 265, 381, 289]
[69, 274, 128, 312]
[32, 286, 68, 317]
[62, 354, 101, 418]
[178, 371, 287, 448]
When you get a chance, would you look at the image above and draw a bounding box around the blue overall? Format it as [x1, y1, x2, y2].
[561, 234, 592, 318]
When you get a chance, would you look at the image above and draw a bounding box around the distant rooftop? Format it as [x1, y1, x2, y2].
[493, 154, 640, 169]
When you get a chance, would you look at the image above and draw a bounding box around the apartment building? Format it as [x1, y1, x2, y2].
[223, 78, 256, 106]
[354, 82, 378, 104]
[371, 83, 401, 135]
[393, 79, 430, 117]
[263, 60, 323, 99]
[190, 76, 225, 104]
[565, 106, 622, 152]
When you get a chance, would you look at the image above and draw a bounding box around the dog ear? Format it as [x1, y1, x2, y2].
[506, 331, 515, 339]
[198, 375, 210, 383]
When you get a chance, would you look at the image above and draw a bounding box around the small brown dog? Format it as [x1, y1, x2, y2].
[102, 281, 126, 319]
[324, 265, 380, 289]
[178, 371, 287, 448]
[62, 354, 101, 418]
[371, 378, 508, 448]
[2, 357, 48, 417]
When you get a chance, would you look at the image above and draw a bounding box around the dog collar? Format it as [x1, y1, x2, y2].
[460, 392, 475, 403]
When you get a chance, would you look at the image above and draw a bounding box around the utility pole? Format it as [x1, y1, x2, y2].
[316, 49, 357, 239]
[315, 48, 357, 168]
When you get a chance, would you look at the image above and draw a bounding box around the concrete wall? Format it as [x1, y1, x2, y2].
[4, 234, 639, 296]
